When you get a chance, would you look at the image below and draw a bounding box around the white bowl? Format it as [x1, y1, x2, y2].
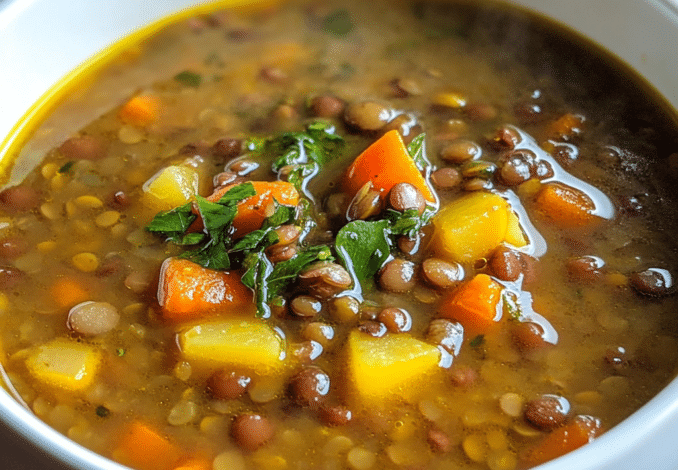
[1, 0, 678, 469]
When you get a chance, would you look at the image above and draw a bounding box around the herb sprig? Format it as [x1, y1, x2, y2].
[334, 133, 436, 281]
[248, 121, 344, 196]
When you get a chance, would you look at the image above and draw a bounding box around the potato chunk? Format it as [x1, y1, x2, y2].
[432, 192, 527, 263]
[346, 330, 441, 405]
[178, 319, 286, 376]
[142, 165, 199, 211]
[25, 338, 102, 392]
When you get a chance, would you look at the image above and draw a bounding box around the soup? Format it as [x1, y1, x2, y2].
[1, 0, 678, 469]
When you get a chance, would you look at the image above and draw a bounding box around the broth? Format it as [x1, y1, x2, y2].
[1, 0, 678, 469]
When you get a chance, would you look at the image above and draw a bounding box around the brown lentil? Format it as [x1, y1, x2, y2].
[378, 259, 417, 293]
[207, 370, 252, 401]
[524, 395, 570, 430]
[290, 295, 323, 318]
[440, 140, 482, 164]
[630, 268, 675, 296]
[309, 94, 345, 118]
[231, 414, 275, 452]
[421, 258, 464, 289]
[344, 101, 391, 132]
[377, 307, 412, 333]
[431, 167, 462, 189]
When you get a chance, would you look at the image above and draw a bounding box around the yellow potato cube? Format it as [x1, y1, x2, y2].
[178, 319, 286, 376]
[346, 330, 441, 405]
[25, 338, 102, 392]
[505, 210, 527, 247]
[142, 165, 199, 211]
[432, 192, 525, 263]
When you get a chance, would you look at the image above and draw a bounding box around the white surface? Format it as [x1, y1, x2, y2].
[1, 1, 678, 470]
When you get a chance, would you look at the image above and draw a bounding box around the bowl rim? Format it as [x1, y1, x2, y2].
[1, 1, 678, 470]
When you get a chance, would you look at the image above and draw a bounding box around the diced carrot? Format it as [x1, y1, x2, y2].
[534, 182, 600, 228]
[113, 421, 183, 470]
[438, 274, 503, 336]
[546, 113, 584, 140]
[202, 181, 299, 237]
[343, 130, 436, 204]
[173, 457, 212, 470]
[119, 95, 161, 127]
[50, 277, 90, 309]
[158, 257, 252, 322]
[521, 415, 603, 467]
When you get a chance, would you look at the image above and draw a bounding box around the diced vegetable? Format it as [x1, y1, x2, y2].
[50, 277, 90, 309]
[178, 318, 286, 376]
[25, 338, 102, 392]
[546, 112, 584, 140]
[343, 130, 436, 204]
[438, 274, 503, 336]
[173, 458, 212, 470]
[113, 421, 183, 470]
[534, 182, 599, 228]
[431, 192, 527, 263]
[533, 182, 599, 228]
[505, 209, 526, 247]
[345, 330, 441, 405]
[205, 181, 299, 236]
[521, 415, 602, 467]
[158, 257, 252, 322]
[118, 95, 161, 127]
[143, 165, 200, 211]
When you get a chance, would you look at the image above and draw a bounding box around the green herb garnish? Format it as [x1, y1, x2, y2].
[95, 405, 110, 418]
[334, 133, 436, 281]
[58, 161, 76, 174]
[146, 183, 256, 270]
[242, 244, 334, 317]
[323, 9, 354, 36]
[469, 334, 485, 348]
[335, 220, 391, 282]
[503, 291, 522, 321]
[247, 121, 344, 197]
[406, 133, 431, 172]
[174, 70, 203, 87]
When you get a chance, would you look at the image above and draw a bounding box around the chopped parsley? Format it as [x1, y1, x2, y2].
[247, 120, 345, 197]
[323, 9, 354, 36]
[95, 405, 110, 418]
[58, 160, 76, 174]
[174, 70, 203, 88]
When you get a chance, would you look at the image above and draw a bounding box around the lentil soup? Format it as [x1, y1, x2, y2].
[2, 1, 678, 470]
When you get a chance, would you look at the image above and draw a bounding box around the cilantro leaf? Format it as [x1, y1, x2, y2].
[335, 220, 392, 281]
[174, 70, 202, 87]
[407, 133, 430, 171]
[242, 244, 333, 317]
[194, 196, 237, 233]
[323, 9, 354, 36]
[215, 182, 257, 204]
[58, 160, 76, 174]
[267, 245, 333, 296]
[248, 121, 344, 196]
[146, 202, 198, 243]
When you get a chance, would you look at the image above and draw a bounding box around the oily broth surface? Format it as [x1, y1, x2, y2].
[2, 1, 678, 469]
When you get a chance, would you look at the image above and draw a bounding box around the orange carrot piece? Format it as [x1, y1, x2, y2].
[119, 95, 161, 127]
[158, 257, 252, 322]
[438, 274, 503, 336]
[114, 421, 183, 470]
[50, 277, 90, 309]
[343, 130, 435, 203]
[205, 180, 299, 237]
[173, 457, 212, 470]
[546, 112, 584, 140]
[534, 182, 599, 228]
[521, 415, 603, 467]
